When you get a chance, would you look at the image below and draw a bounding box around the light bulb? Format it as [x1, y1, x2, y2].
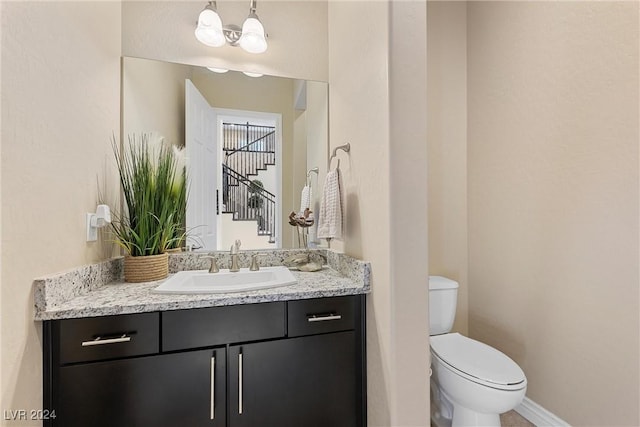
[243, 71, 263, 78]
[207, 67, 229, 73]
[195, 6, 225, 47]
[239, 14, 267, 54]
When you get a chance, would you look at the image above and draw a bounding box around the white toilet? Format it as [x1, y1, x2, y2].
[429, 276, 527, 427]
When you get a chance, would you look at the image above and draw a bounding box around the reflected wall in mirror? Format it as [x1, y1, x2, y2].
[122, 57, 328, 250]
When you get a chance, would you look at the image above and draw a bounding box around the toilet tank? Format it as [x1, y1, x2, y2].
[429, 276, 459, 335]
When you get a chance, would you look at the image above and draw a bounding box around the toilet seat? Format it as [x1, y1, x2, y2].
[430, 333, 526, 391]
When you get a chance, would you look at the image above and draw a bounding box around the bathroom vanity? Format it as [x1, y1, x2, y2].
[36, 250, 370, 427]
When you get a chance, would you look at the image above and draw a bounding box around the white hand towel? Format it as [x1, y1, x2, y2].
[317, 169, 342, 240]
[300, 185, 312, 213]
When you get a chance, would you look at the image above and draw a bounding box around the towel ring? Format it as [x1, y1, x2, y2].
[329, 143, 350, 170]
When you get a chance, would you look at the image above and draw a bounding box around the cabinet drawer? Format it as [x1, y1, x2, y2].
[288, 296, 356, 337]
[162, 302, 286, 351]
[57, 312, 159, 364]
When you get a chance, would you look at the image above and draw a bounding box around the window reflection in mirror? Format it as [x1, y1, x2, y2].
[122, 57, 328, 251]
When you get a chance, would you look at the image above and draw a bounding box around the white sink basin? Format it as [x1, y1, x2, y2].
[152, 266, 297, 294]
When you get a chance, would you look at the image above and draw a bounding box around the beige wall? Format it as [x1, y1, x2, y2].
[328, 2, 391, 423]
[291, 88, 307, 247]
[467, 2, 639, 425]
[292, 100, 307, 243]
[219, 213, 275, 250]
[0, 2, 122, 426]
[329, 1, 429, 425]
[305, 81, 329, 246]
[388, 2, 429, 424]
[122, 1, 328, 82]
[122, 57, 193, 147]
[427, 1, 468, 335]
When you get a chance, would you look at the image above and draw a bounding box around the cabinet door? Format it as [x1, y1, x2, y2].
[229, 331, 357, 427]
[55, 348, 226, 427]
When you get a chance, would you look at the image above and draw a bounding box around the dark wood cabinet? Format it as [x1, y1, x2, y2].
[56, 348, 226, 427]
[162, 302, 286, 351]
[228, 332, 357, 427]
[43, 296, 366, 427]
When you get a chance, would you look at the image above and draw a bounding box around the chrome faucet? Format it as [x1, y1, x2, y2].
[229, 239, 241, 272]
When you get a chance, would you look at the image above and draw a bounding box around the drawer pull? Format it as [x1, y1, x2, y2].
[238, 350, 243, 415]
[81, 334, 131, 347]
[210, 356, 215, 420]
[307, 314, 342, 323]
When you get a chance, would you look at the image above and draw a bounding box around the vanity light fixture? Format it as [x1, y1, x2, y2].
[195, 0, 268, 54]
[195, 2, 225, 47]
[243, 71, 263, 78]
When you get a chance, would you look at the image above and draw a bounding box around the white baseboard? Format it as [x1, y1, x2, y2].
[515, 397, 571, 427]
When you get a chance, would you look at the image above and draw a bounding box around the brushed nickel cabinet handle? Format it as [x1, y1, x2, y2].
[238, 351, 243, 415]
[307, 314, 342, 323]
[210, 356, 215, 420]
[81, 334, 131, 347]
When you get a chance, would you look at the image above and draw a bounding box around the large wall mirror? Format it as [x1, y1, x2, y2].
[122, 57, 328, 251]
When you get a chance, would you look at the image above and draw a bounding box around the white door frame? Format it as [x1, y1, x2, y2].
[214, 108, 283, 249]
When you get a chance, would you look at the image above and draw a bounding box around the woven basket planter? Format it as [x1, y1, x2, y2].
[124, 252, 169, 283]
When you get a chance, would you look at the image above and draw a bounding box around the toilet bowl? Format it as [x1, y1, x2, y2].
[430, 333, 527, 427]
[428, 276, 527, 427]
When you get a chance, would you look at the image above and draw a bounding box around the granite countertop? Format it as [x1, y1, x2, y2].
[34, 249, 371, 321]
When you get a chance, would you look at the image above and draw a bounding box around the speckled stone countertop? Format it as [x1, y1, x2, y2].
[34, 249, 370, 321]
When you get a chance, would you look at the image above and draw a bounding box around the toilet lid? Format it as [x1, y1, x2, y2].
[431, 333, 526, 389]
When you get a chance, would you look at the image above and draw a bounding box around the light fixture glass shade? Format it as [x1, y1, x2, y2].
[195, 6, 225, 47]
[207, 67, 229, 73]
[239, 13, 267, 54]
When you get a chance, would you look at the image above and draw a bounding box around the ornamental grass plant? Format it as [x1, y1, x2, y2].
[111, 134, 187, 257]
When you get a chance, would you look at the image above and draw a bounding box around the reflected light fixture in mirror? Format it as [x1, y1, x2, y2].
[195, 0, 268, 54]
[207, 67, 229, 74]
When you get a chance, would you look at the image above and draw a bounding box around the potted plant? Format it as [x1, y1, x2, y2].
[166, 145, 188, 251]
[111, 134, 187, 282]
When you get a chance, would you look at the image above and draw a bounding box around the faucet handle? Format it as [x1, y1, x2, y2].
[230, 239, 242, 255]
[200, 256, 219, 273]
[249, 253, 266, 271]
